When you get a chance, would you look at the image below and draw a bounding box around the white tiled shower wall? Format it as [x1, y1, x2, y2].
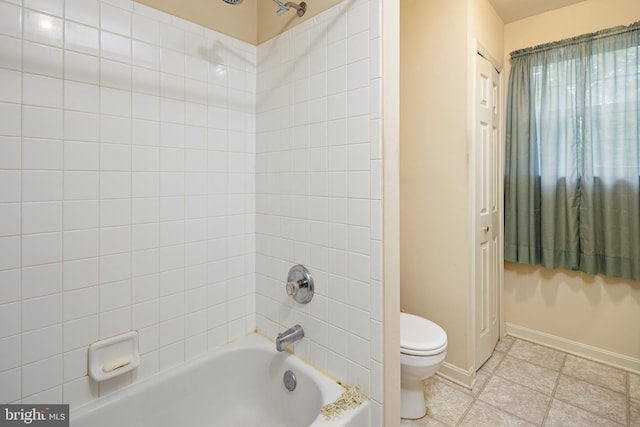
[255, 0, 383, 422]
[0, 0, 383, 422]
[0, 0, 256, 407]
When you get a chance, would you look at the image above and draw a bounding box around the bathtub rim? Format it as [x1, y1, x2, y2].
[71, 332, 369, 426]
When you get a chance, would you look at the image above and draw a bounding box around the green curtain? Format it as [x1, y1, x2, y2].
[505, 22, 640, 281]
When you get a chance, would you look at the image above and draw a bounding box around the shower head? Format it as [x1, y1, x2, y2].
[271, 0, 306, 17]
[222, 0, 243, 4]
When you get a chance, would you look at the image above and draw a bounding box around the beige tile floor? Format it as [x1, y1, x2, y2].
[401, 336, 640, 426]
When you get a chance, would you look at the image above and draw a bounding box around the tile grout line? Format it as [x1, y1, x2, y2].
[536, 352, 629, 426]
[558, 355, 629, 425]
[452, 366, 493, 426]
[411, 336, 633, 427]
[454, 338, 514, 427]
[627, 372, 630, 427]
[539, 352, 567, 426]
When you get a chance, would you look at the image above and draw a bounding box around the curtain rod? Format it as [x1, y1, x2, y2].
[510, 20, 640, 59]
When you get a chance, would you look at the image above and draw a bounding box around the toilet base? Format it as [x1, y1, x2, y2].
[400, 378, 427, 419]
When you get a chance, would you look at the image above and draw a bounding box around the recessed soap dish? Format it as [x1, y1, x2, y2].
[88, 331, 140, 382]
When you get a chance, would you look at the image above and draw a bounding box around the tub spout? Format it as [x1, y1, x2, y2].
[276, 325, 304, 352]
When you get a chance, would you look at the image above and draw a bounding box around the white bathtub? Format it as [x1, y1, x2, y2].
[71, 333, 369, 427]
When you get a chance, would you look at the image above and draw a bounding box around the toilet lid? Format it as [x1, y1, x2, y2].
[400, 312, 447, 356]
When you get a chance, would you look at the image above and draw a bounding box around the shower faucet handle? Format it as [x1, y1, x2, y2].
[286, 280, 301, 296]
[285, 264, 314, 304]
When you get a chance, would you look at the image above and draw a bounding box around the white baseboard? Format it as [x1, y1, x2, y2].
[505, 323, 640, 375]
[436, 362, 475, 389]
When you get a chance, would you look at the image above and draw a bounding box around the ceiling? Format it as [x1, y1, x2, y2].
[488, 0, 588, 23]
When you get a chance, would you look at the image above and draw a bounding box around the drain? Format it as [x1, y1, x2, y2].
[283, 370, 297, 391]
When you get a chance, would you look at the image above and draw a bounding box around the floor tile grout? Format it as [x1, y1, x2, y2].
[627, 372, 631, 426]
[404, 335, 635, 427]
[540, 353, 566, 426]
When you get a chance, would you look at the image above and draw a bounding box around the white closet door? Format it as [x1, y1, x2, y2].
[475, 52, 500, 369]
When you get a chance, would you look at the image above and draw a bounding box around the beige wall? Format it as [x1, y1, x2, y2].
[470, 0, 505, 68]
[400, 0, 503, 376]
[257, 0, 342, 43]
[137, 0, 343, 45]
[136, 0, 258, 44]
[503, 0, 640, 361]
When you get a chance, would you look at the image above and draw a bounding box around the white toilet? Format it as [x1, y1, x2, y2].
[400, 312, 448, 419]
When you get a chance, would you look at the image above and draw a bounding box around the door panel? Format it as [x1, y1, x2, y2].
[475, 53, 500, 369]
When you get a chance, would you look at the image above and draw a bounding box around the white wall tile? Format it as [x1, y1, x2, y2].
[132, 66, 160, 95]
[22, 263, 61, 299]
[100, 226, 131, 255]
[100, 116, 131, 144]
[0, 102, 21, 136]
[158, 340, 183, 370]
[101, 3, 131, 37]
[0, 2, 21, 38]
[63, 316, 98, 351]
[0, 68, 21, 104]
[22, 355, 63, 397]
[25, 0, 64, 16]
[64, 287, 99, 322]
[99, 306, 130, 339]
[100, 279, 131, 311]
[100, 172, 131, 199]
[132, 93, 160, 121]
[160, 269, 184, 296]
[64, 141, 99, 171]
[23, 74, 63, 108]
[0, 35, 20, 73]
[23, 10, 63, 48]
[63, 258, 99, 291]
[63, 377, 96, 408]
[64, 229, 99, 260]
[23, 170, 62, 202]
[0, 270, 20, 305]
[64, 81, 100, 113]
[22, 232, 62, 267]
[132, 299, 158, 329]
[0, 137, 21, 169]
[64, 171, 99, 201]
[63, 201, 97, 232]
[101, 31, 131, 63]
[99, 252, 131, 284]
[65, 111, 100, 143]
[132, 13, 160, 44]
[101, 86, 132, 116]
[22, 202, 61, 235]
[132, 119, 160, 147]
[132, 248, 159, 277]
[0, 368, 20, 402]
[0, 203, 20, 237]
[104, 60, 133, 92]
[132, 198, 158, 224]
[23, 41, 63, 78]
[0, 302, 20, 338]
[66, 0, 99, 27]
[0, 0, 384, 412]
[22, 138, 63, 170]
[0, 334, 21, 372]
[65, 51, 99, 84]
[22, 293, 62, 332]
[22, 324, 62, 364]
[254, 1, 382, 412]
[23, 106, 63, 139]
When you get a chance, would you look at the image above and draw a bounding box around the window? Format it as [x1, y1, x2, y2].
[504, 22, 640, 281]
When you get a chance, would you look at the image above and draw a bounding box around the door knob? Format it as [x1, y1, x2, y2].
[483, 226, 490, 233]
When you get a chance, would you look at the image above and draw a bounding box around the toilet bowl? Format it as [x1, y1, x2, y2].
[400, 312, 448, 419]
